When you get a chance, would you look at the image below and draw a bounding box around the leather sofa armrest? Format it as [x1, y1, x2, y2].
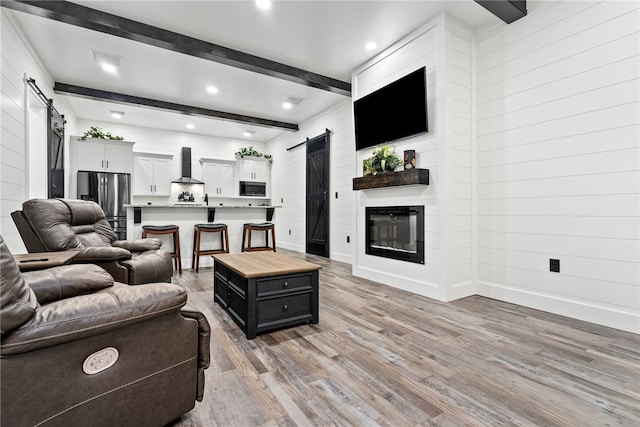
[113, 238, 162, 252]
[180, 306, 211, 402]
[1, 283, 187, 355]
[22, 264, 114, 305]
[74, 246, 132, 262]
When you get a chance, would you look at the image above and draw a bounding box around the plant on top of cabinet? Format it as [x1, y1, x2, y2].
[235, 146, 272, 161]
[80, 126, 124, 141]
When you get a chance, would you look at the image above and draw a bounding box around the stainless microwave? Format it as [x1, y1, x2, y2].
[239, 181, 266, 197]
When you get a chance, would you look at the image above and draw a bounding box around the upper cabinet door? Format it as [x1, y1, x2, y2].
[77, 141, 107, 171]
[218, 162, 236, 197]
[133, 155, 155, 195]
[152, 157, 172, 196]
[105, 143, 134, 174]
[252, 160, 269, 182]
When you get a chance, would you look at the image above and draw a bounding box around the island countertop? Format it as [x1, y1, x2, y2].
[125, 204, 280, 209]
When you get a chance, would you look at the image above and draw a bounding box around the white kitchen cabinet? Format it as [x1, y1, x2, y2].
[237, 156, 270, 182]
[200, 159, 236, 197]
[71, 137, 135, 174]
[133, 153, 173, 196]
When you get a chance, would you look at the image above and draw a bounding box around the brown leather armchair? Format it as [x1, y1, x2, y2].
[0, 235, 210, 427]
[12, 198, 173, 285]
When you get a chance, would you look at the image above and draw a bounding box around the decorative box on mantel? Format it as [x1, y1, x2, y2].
[352, 168, 429, 190]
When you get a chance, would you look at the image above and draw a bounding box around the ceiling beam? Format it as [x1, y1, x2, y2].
[54, 82, 299, 131]
[2, 0, 352, 96]
[474, 1, 527, 24]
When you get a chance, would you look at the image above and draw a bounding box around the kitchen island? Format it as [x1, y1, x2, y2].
[125, 204, 279, 270]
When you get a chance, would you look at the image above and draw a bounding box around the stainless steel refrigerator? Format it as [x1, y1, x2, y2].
[77, 171, 131, 240]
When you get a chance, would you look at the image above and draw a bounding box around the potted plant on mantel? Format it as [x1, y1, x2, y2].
[235, 146, 272, 162]
[363, 145, 402, 176]
[79, 126, 125, 141]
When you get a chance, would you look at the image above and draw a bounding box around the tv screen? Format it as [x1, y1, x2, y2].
[354, 67, 428, 151]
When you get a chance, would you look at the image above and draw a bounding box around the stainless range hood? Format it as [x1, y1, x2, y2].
[172, 147, 204, 184]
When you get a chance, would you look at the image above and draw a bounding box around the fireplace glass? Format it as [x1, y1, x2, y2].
[366, 206, 424, 264]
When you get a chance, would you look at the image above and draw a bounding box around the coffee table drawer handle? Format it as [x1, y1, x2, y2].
[283, 281, 289, 288]
[283, 304, 289, 311]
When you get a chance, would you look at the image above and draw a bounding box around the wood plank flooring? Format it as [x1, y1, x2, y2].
[168, 250, 640, 427]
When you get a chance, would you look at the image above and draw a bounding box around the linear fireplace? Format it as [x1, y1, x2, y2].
[366, 206, 424, 264]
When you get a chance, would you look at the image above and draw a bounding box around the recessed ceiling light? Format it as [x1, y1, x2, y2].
[91, 50, 121, 73]
[365, 42, 378, 51]
[186, 124, 194, 129]
[101, 63, 118, 73]
[256, 0, 271, 10]
[244, 130, 255, 137]
[110, 110, 124, 119]
[206, 86, 218, 94]
[282, 102, 292, 110]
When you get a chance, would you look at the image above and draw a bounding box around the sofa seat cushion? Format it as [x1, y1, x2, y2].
[119, 250, 174, 284]
[1, 283, 187, 355]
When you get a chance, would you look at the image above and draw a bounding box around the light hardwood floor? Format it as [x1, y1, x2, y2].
[169, 250, 640, 427]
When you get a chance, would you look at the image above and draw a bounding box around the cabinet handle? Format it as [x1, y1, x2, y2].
[283, 281, 288, 288]
[283, 304, 288, 311]
[150, 185, 153, 192]
[106, 160, 109, 169]
[101, 160, 104, 168]
[154, 185, 156, 192]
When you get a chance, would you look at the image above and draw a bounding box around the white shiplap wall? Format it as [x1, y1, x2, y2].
[0, 10, 77, 253]
[352, 14, 474, 301]
[268, 99, 355, 263]
[475, 1, 640, 333]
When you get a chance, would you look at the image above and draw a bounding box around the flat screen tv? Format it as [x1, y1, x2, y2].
[354, 67, 428, 151]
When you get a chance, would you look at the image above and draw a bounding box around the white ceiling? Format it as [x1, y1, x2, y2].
[9, 1, 499, 143]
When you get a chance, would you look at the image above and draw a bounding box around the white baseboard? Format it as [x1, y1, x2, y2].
[277, 242, 305, 253]
[352, 265, 444, 300]
[477, 280, 640, 334]
[330, 251, 352, 264]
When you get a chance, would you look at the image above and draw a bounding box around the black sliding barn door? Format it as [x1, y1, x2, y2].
[306, 131, 330, 257]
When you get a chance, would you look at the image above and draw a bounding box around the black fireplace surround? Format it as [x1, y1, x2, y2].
[366, 206, 424, 264]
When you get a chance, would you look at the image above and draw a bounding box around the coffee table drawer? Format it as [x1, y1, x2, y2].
[257, 293, 312, 327]
[257, 274, 312, 297]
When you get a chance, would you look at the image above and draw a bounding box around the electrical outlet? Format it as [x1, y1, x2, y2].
[550, 259, 560, 273]
[335, 192, 338, 199]
[288, 229, 291, 235]
[346, 235, 350, 243]
[281, 197, 284, 203]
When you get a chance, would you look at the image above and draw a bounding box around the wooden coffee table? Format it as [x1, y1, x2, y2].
[14, 251, 79, 271]
[212, 252, 321, 339]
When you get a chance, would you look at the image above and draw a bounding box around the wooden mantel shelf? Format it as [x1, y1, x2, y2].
[352, 168, 429, 190]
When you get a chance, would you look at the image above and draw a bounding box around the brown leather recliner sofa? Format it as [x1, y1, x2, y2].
[0, 235, 210, 427]
[12, 198, 173, 285]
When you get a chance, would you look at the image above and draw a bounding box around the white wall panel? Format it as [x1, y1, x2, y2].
[268, 99, 355, 262]
[476, 0, 640, 333]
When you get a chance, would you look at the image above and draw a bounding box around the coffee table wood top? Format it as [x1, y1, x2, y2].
[14, 251, 79, 271]
[212, 252, 321, 278]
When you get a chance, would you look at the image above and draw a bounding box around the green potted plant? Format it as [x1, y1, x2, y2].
[235, 146, 272, 161]
[364, 145, 402, 175]
[79, 126, 124, 141]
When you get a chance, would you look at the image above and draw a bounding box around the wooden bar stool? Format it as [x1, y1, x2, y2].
[241, 222, 276, 252]
[142, 224, 182, 274]
[192, 223, 229, 273]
